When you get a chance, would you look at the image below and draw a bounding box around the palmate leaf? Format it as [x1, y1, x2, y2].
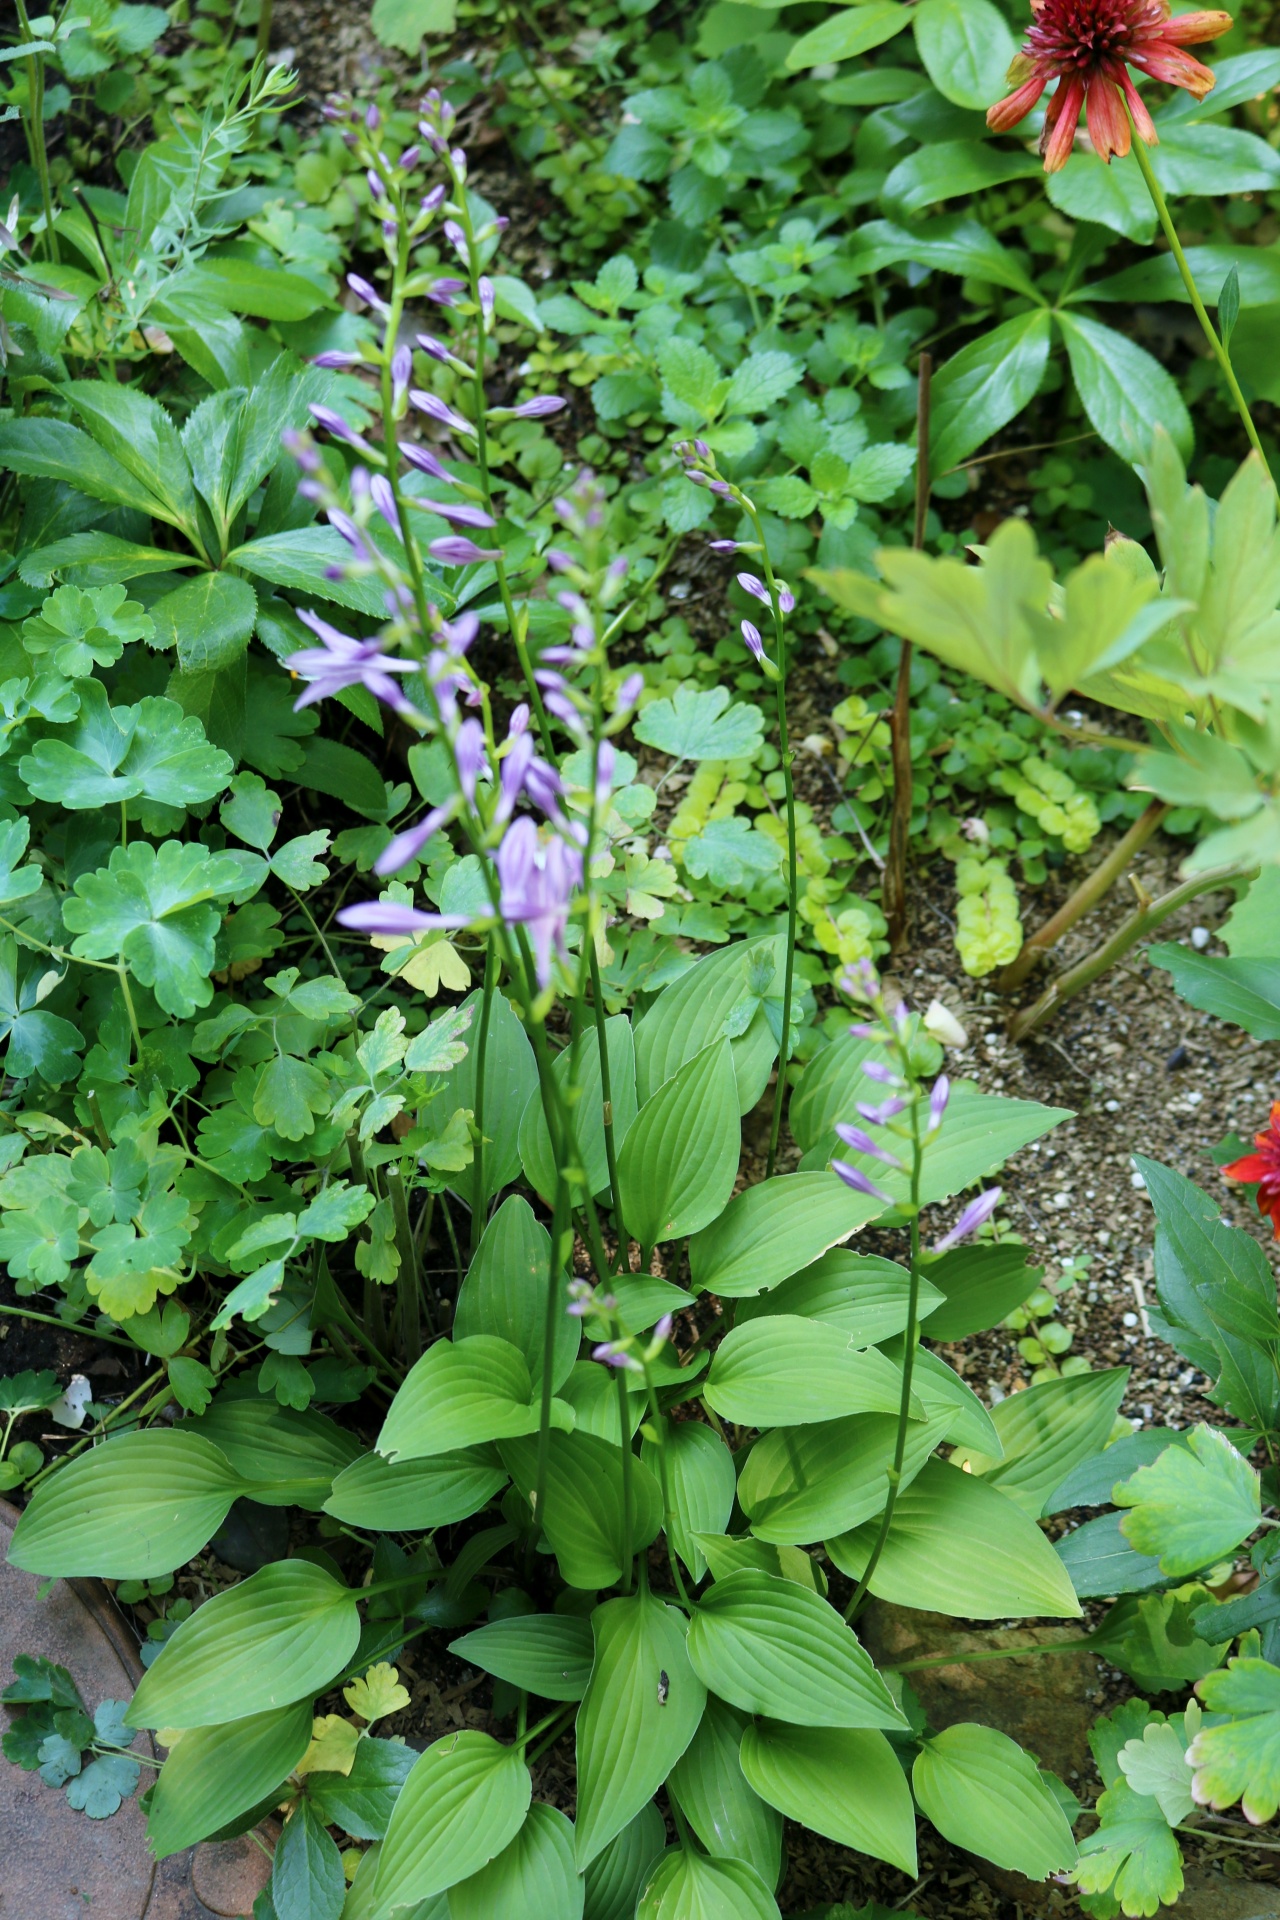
[21, 583, 154, 677]
[1190, 1659, 1280, 1823]
[1072, 1777, 1183, 1916]
[634, 684, 765, 763]
[1114, 1425, 1261, 1576]
[19, 679, 234, 812]
[0, 937, 84, 1084]
[62, 841, 244, 1018]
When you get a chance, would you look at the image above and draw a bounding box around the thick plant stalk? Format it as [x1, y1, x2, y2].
[14, 0, 58, 265]
[470, 934, 498, 1260]
[884, 352, 932, 953]
[1007, 859, 1252, 1042]
[1128, 114, 1276, 495]
[997, 799, 1168, 995]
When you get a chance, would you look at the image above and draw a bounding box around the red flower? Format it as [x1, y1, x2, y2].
[1223, 1102, 1280, 1239]
[986, 0, 1232, 172]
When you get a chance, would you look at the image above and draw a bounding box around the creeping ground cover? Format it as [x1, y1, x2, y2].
[3, 0, 1280, 1916]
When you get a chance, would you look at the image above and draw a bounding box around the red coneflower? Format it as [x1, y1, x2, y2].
[1223, 1102, 1280, 1239]
[986, 0, 1232, 172]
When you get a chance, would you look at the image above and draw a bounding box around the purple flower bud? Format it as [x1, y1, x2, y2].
[391, 344, 412, 404]
[417, 332, 451, 363]
[429, 535, 502, 565]
[374, 802, 455, 876]
[311, 349, 361, 368]
[455, 717, 489, 801]
[779, 587, 796, 614]
[927, 1075, 951, 1135]
[857, 1097, 906, 1127]
[426, 277, 467, 307]
[365, 103, 381, 131]
[416, 498, 496, 529]
[339, 901, 470, 938]
[509, 395, 567, 419]
[421, 183, 446, 215]
[737, 572, 770, 605]
[369, 474, 399, 533]
[933, 1188, 1002, 1254]
[450, 145, 467, 171]
[367, 168, 385, 200]
[741, 620, 764, 664]
[509, 704, 530, 735]
[607, 556, 628, 583]
[347, 272, 390, 315]
[410, 390, 475, 437]
[443, 218, 470, 263]
[593, 1342, 640, 1372]
[653, 1313, 674, 1344]
[832, 1159, 892, 1205]
[615, 672, 644, 712]
[400, 144, 421, 170]
[834, 1122, 902, 1169]
[708, 539, 739, 553]
[847, 1022, 879, 1040]
[863, 1060, 905, 1087]
[401, 442, 450, 481]
[546, 548, 574, 573]
[479, 276, 495, 324]
[694, 439, 711, 458]
[308, 402, 371, 450]
[595, 739, 616, 805]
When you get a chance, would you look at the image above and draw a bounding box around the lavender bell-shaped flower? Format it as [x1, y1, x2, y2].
[834, 1122, 902, 1169]
[496, 815, 582, 986]
[285, 611, 415, 710]
[933, 1188, 1003, 1254]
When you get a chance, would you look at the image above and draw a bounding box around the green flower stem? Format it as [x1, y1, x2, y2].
[844, 1100, 924, 1623]
[14, 0, 57, 265]
[741, 506, 798, 1180]
[615, 1363, 635, 1596]
[470, 934, 498, 1260]
[884, 352, 932, 953]
[996, 798, 1168, 995]
[1127, 117, 1276, 493]
[0, 1301, 138, 1353]
[1007, 857, 1253, 1043]
[589, 938, 628, 1269]
[385, 1161, 426, 1359]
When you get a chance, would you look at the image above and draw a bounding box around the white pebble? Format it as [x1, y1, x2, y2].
[1104, 1099, 1120, 1113]
[1131, 1171, 1147, 1190]
[1052, 1192, 1071, 1209]
[1122, 1311, 1139, 1328]
[1190, 926, 1211, 950]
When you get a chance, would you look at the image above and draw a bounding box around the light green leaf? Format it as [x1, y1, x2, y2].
[583, 1806, 667, 1920]
[453, 1195, 578, 1392]
[913, 1723, 1077, 1878]
[953, 1368, 1130, 1516]
[449, 1803, 583, 1920]
[1058, 312, 1193, 467]
[21, 680, 233, 811]
[192, 1399, 360, 1510]
[147, 1701, 313, 1860]
[8, 1429, 244, 1578]
[378, 1335, 560, 1461]
[644, 1421, 736, 1582]
[1115, 1424, 1261, 1576]
[448, 1615, 596, 1703]
[634, 685, 765, 763]
[370, 0, 456, 54]
[61, 840, 238, 1019]
[371, 1731, 532, 1913]
[739, 1721, 918, 1875]
[127, 1561, 360, 1729]
[633, 936, 782, 1116]
[501, 1429, 663, 1590]
[913, 0, 1015, 108]
[575, 1591, 706, 1867]
[706, 1317, 912, 1427]
[1118, 1720, 1196, 1825]
[735, 1250, 939, 1349]
[827, 1457, 1083, 1618]
[324, 1447, 506, 1531]
[786, 2, 911, 66]
[1190, 1659, 1280, 1824]
[1072, 1775, 1184, 1916]
[636, 1849, 781, 1920]
[518, 1016, 638, 1209]
[618, 1039, 740, 1249]
[667, 1697, 783, 1889]
[740, 1409, 953, 1547]
[687, 1570, 905, 1730]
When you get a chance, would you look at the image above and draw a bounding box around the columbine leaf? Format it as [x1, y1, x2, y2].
[21, 584, 154, 678]
[1072, 1777, 1183, 1916]
[0, 937, 84, 1083]
[0, 819, 41, 908]
[634, 685, 765, 762]
[0, 1369, 60, 1415]
[62, 842, 244, 1018]
[20, 679, 233, 811]
[1190, 1658, 1280, 1823]
[682, 817, 782, 889]
[65, 1752, 140, 1819]
[1114, 1424, 1260, 1576]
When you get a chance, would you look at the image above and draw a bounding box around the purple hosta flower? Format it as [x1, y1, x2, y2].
[311, 348, 362, 369]
[367, 168, 386, 201]
[709, 539, 740, 553]
[417, 332, 451, 364]
[737, 572, 771, 606]
[281, 429, 322, 473]
[420, 183, 446, 216]
[497, 815, 582, 986]
[606, 555, 628, 586]
[833, 1159, 892, 1205]
[594, 739, 616, 807]
[392, 344, 412, 409]
[429, 534, 502, 566]
[347, 273, 390, 316]
[338, 898, 470, 938]
[614, 672, 644, 713]
[535, 668, 568, 696]
[327, 506, 371, 562]
[566, 1277, 595, 1319]
[426, 277, 466, 307]
[835, 1122, 902, 1170]
[375, 801, 456, 876]
[863, 1060, 906, 1088]
[309, 403, 374, 452]
[708, 479, 734, 498]
[506, 395, 567, 419]
[401, 442, 451, 483]
[410, 389, 475, 437]
[933, 1188, 1003, 1255]
[437, 608, 479, 656]
[285, 611, 415, 712]
[455, 717, 489, 802]
[848, 1022, 879, 1041]
[368, 474, 400, 536]
[544, 690, 588, 738]
[843, 957, 880, 1002]
[778, 586, 796, 614]
[741, 620, 764, 664]
[858, 1096, 906, 1127]
[365, 102, 380, 131]
[415, 498, 496, 529]
[443, 217, 470, 265]
[593, 1340, 642, 1374]
[479, 276, 495, 326]
[400, 143, 421, 171]
[927, 1075, 951, 1136]
[653, 1312, 674, 1345]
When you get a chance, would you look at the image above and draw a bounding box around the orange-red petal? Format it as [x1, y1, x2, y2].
[1129, 42, 1219, 95]
[1086, 73, 1131, 162]
[1159, 8, 1232, 43]
[1121, 70, 1159, 144]
[987, 72, 1048, 132]
[1041, 74, 1086, 170]
[1224, 1152, 1270, 1184]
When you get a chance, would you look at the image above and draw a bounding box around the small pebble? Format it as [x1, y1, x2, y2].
[1052, 1192, 1071, 1209]
[1122, 1311, 1139, 1328]
[1104, 1099, 1120, 1112]
[1190, 926, 1211, 949]
[1131, 1171, 1147, 1189]
[1166, 1044, 1189, 1070]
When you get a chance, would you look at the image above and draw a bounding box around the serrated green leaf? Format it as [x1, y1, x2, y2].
[1115, 1424, 1260, 1576]
[634, 685, 765, 763]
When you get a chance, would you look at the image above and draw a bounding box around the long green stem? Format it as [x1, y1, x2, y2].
[385, 1162, 426, 1359]
[997, 800, 1168, 995]
[615, 1364, 635, 1596]
[845, 1103, 924, 1622]
[1127, 116, 1275, 492]
[589, 940, 627, 1269]
[14, 0, 58, 265]
[470, 935, 498, 1260]
[896, 1638, 1095, 1672]
[884, 353, 931, 953]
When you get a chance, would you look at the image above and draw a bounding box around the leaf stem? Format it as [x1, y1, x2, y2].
[884, 352, 932, 952]
[996, 800, 1168, 994]
[470, 933, 497, 1260]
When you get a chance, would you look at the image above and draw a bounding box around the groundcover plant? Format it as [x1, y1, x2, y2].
[3, 1, 1280, 1917]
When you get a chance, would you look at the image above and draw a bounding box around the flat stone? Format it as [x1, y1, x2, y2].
[1178, 1868, 1280, 1920]
[861, 1602, 1099, 1779]
[1, 1499, 273, 1919]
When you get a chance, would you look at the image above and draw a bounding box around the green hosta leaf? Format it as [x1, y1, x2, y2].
[517, 1016, 638, 1212]
[1073, 1776, 1184, 1915]
[827, 1458, 1082, 1618]
[371, 1731, 532, 1912]
[8, 1429, 244, 1578]
[378, 1335, 565, 1461]
[449, 1803, 583, 1920]
[454, 1199, 576, 1393]
[704, 1316, 912, 1427]
[738, 1721, 917, 1876]
[21, 583, 153, 677]
[1115, 1424, 1260, 1576]
[739, 1410, 954, 1546]
[636, 1849, 780, 1920]
[20, 680, 233, 811]
[0, 938, 84, 1084]
[687, 1571, 905, 1729]
[147, 1702, 313, 1859]
[644, 1422, 736, 1582]
[912, 1724, 1077, 1878]
[449, 1615, 596, 1703]
[192, 1399, 360, 1509]
[324, 1448, 506, 1530]
[1190, 1659, 1280, 1823]
[633, 936, 782, 1117]
[501, 1429, 663, 1589]
[63, 841, 242, 1019]
[583, 1806, 667, 1920]
[953, 1368, 1129, 1516]
[668, 1697, 783, 1889]
[634, 685, 765, 763]
[127, 1561, 360, 1729]
[618, 1039, 741, 1249]
[921, 1243, 1041, 1342]
[736, 1251, 937, 1349]
[575, 1591, 706, 1868]
[151, 571, 258, 674]
[272, 1798, 346, 1920]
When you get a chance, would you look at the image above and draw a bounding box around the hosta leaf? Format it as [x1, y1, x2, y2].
[636, 1849, 780, 1919]
[147, 1702, 313, 1859]
[324, 1447, 506, 1531]
[912, 1723, 1077, 1878]
[667, 1697, 783, 1888]
[738, 1721, 917, 1875]
[377, 1335, 566, 1460]
[371, 1731, 532, 1912]
[449, 1614, 596, 1703]
[704, 1316, 913, 1427]
[449, 1802, 584, 1920]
